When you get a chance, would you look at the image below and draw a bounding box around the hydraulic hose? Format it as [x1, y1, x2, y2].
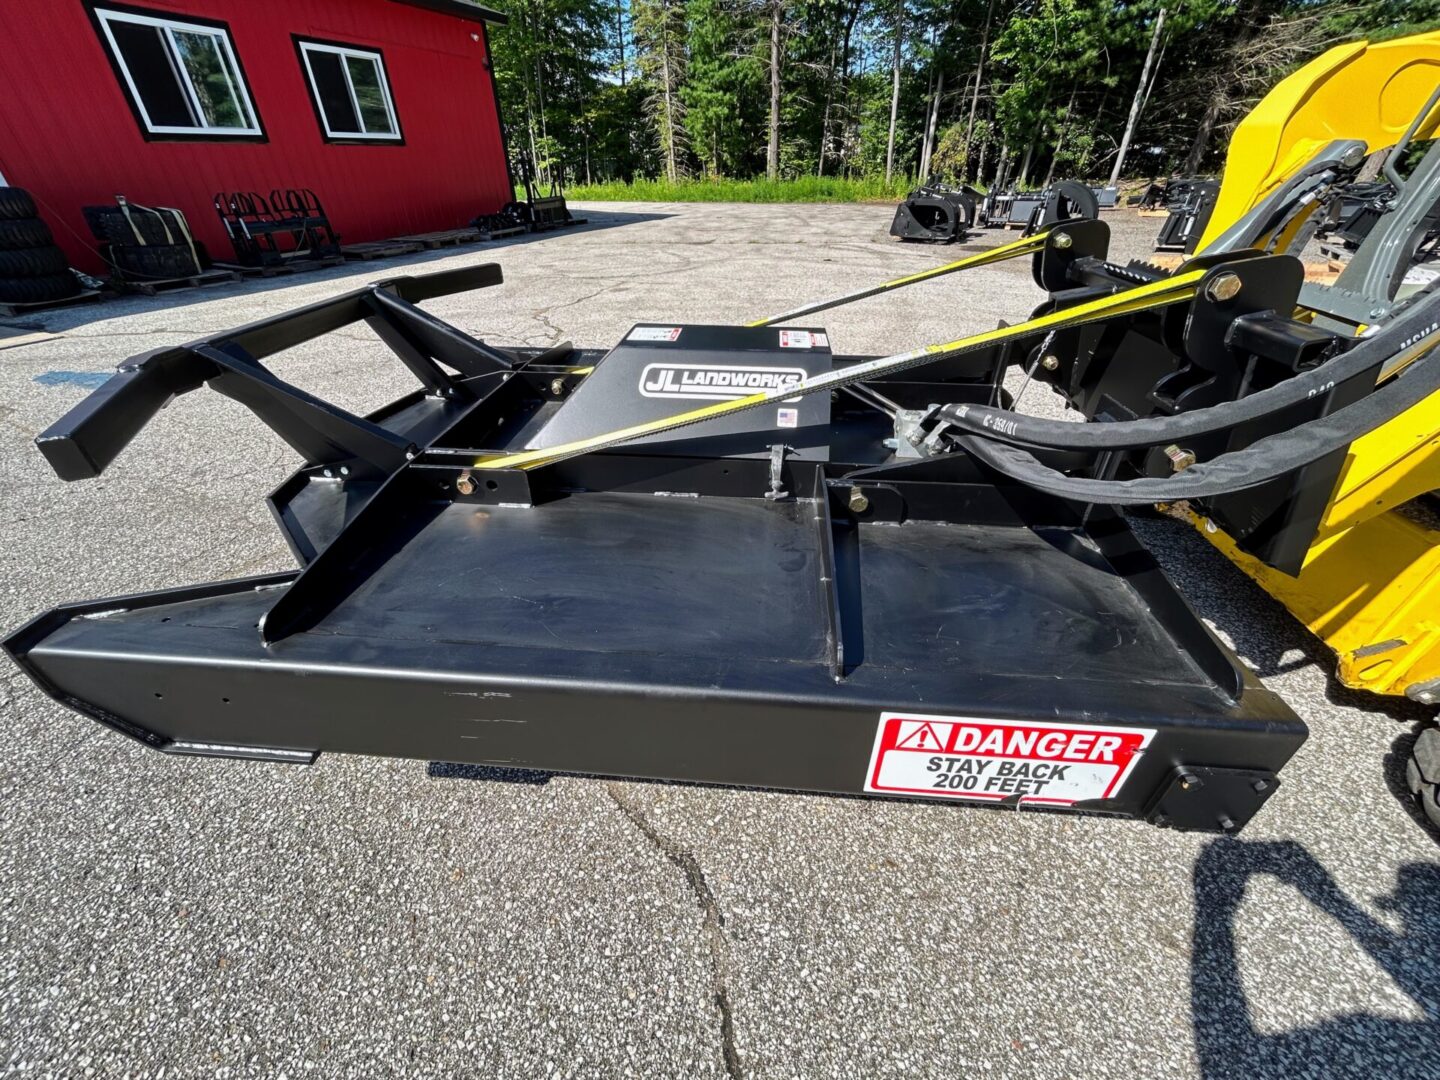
[953, 333, 1440, 504]
[933, 283, 1440, 453]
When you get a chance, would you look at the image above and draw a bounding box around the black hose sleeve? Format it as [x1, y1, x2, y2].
[936, 284, 1440, 452]
[955, 342, 1440, 504]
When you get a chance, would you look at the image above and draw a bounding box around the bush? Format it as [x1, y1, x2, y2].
[565, 175, 916, 203]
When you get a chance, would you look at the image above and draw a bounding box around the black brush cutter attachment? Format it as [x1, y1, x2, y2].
[6, 244, 1327, 834]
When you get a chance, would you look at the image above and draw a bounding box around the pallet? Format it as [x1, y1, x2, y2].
[476, 225, 528, 241]
[115, 268, 240, 296]
[213, 255, 346, 278]
[1137, 209, 1170, 218]
[0, 288, 104, 318]
[529, 217, 590, 234]
[389, 228, 482, 249]
[341, 240, 426, 261]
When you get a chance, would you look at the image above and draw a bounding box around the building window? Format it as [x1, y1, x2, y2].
[93, 6, 261, 137]
[296, 40, 402, 142]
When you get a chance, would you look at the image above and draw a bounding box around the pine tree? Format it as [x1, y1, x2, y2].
[633, 0, 691, 180]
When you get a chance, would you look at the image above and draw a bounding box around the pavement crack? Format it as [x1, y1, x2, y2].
[606, 782, 742, 1080]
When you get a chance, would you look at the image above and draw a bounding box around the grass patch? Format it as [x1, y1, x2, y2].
[566, 175, 916, 203]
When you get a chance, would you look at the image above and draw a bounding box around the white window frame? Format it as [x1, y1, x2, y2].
[297, 41, 402, 142]
[95, 7, 261, 137]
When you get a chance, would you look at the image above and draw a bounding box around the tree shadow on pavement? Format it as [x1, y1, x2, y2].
[1192, 839, 1440, 1079]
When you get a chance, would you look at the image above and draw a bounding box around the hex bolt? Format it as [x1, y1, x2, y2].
[550, 377, 566, 396]
[1252, 779, 1269, 793]
[848, 486, 870, 514]
[1204, 272, 1243, 303]
[1164, 444, 1197, 471]
[1218, 815, 1236, 831]
[1051, 231, 1073, 250]
[455, 473, 478, 496]
[1179, 772, 1202, 791]
[1040, 354, 1060, 371]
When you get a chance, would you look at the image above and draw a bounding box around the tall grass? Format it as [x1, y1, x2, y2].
[566, 175, 916, 203]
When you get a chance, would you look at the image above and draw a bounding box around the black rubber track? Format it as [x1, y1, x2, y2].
[0, 187, 38, 221]
[1407, 725, 1440, 830]
[0, 218, 54, 251]
[0, 273, 81, 304]
[0, 245, 69, 277]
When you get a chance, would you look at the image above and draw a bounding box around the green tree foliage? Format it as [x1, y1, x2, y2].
[489, 0, 1440, 190]
[682, 0, 766, 175]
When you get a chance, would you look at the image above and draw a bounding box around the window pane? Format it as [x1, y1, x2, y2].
[307, 50, 361, 134]
[345, 55, 394, 135]
[172, 30, 244, 129]
[107, 20, 196, 127]
[216, 39, 255, 127]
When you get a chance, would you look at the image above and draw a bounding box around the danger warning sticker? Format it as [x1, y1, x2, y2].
[864, 713, 1155, 806]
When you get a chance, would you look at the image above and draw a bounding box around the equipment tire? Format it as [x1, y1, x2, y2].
[0, 187, 38, 220]
[0, 272, 80, 304]
[0, 218, 54, 250]
[1406, 724, 1440, 830]
[0, 245, 69, 277]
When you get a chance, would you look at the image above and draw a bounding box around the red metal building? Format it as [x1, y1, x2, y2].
[0, 0, 511, 273]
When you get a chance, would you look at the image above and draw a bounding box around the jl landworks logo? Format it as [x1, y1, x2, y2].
[638, 362, 806, 401]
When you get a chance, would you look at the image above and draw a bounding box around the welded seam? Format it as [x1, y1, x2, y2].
[606, 782, 742, 1080]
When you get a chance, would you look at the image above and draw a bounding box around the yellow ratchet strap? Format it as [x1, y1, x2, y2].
[746, 229, 1053, 328]
[476, 269, 1206, 472]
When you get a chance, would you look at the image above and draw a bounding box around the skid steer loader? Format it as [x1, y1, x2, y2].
[8, 32, 1440, 833]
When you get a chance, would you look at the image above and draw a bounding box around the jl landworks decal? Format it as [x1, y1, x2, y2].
[638, 362, 806, 401]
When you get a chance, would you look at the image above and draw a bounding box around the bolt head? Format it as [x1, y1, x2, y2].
[1180, 772, 1202, 791]
[848, 486, 870, 514]
[1041, 354, 1060, 371]
[455, 473, 478, 496]
[1204, 272, 1243, 303]
[1051, 231, 1073, 250]
[550, 377, 566, 396]
[1253, 779, 1269, 792]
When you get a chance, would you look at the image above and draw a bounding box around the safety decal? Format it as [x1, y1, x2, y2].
[778, 330, 828, 349]
[864, 713, 1155, 806]
[628, 326, 683, 342]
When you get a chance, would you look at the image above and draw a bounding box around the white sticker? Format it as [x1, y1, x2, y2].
[776, 407, 799, 428]
[628, 326, 683, 342]
[779, 330, 816, 349]
[865, 713, 1155, 806]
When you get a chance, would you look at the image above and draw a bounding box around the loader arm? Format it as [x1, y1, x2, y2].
[1198, 31, 1440, 252]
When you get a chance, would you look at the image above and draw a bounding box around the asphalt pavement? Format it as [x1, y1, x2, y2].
[1, 202, 1437, 1078]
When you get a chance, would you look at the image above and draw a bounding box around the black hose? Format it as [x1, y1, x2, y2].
[955, 336, 1440, 504]
[935, 284, 1440, 452]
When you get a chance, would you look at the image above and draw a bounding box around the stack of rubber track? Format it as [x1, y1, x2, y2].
[0, 187, 80, 309]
